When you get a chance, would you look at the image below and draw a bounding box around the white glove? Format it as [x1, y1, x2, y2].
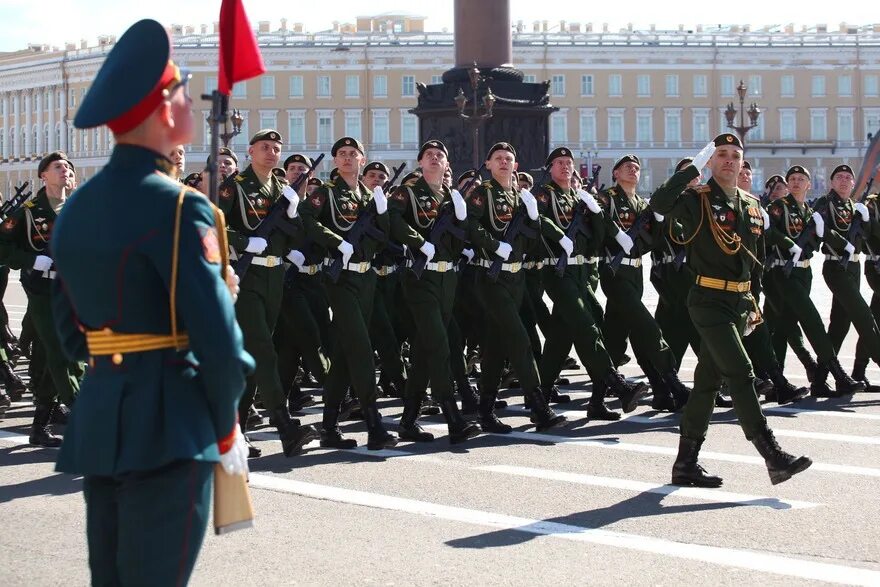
[520, 189, 539, 221]
[219, 427, 249, 476]
[789, 243, 802, 265]
[224, 265, 240, 303]
[33, 255, 52, 272]
[855, 202, 870, 222]
[372, 186, 388, 215]
[812, 212, 825, 238]
[245, 237, 268, 254]
[286, 249, 306, 269]
[462, 248, 475, 262]
[337, 240, 354, 266]
[844, 242, 856, 256]
[451, 189, 467, 221]
[761, 208, 771, 230]
[495, 242, 512, 261]
[653, 211, 665, 223]
[419, 241, 436, 263]
[692, 141, 716, 172]
[743, 312, 759, 337]
[614, 230, 634, 254]
[559, 235, 574, 258]
[282, 185, 300, 219]
[577, 189, 601, 213]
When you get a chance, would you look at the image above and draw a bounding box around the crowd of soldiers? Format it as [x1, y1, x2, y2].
[3, 127, 877, 487]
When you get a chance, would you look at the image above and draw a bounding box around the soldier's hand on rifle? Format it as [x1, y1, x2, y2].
[559, 235, 574, 258]
[218, 426, 249, 476]
[462, 248, 475, 263]
[337, 240, 354, 266]
[614, 230, 634, 254]
[372, 186, 388, 215]
[577, 189, 601, 213]
[761, 207, 771, 229]
[520, 189, 539, 220]
[845, 242, 856, 257]
[789, 243, 802, 265]
[495, 242, 512, 260]
[281, 185, 300, 219]
[245, 237, 268, 254]
[811, 212, 825, 237]
[419, 241, 436, 263]
[855, 202, 870, 222]
[286, 249, 306, 270]
[224, 266, 240, 303]
[33, 255, 52, 272]
[451, 189, 467, 221]
[692, 141, 716, 171]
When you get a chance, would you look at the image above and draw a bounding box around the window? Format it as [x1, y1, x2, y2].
[372, 110, 389, 144]
[838, 75, 853, 97]
[866, 75, 879, 98]
[373, 75, 388, 98]
[636, 109, 653, 143]
[204, 76, 217, 95]
[810, 109, 827, 141]
[780, 75, 795, 98]
[431, 75, 442, 85]
[811, 75, 826, 97]
[664, 109, 681, 145]
[692, 109, 710, 142]
[638, 166, 651, 194]
[345, 75, 359, 98]
[317, 76, 331, 98]
[317, 111, 333, 145]
[55, 124, 62, 151]
[780, 110, 797, 141]
[69, 89, 75, 108]
[259, 112, 276, 132]
[288, 111, 306, 146]
[748, 75, 762, 97]
[579, 109, 596, 142]
[401, 112, 418, 144]
[751, 168, 764, 194]
[838, 109, 854, 142]
[551, 75, 565, 96]
[232, 119, 249, 147]
[608, 74, 622, 97]
[720, 75, 734, 97]
[692, 75, 708, 98]
[260, 76, 275, 98]
[523, 74, 537, 83]
[232, 82, 246, 98]
[866, 109, 880, 140]
[581, 75, 594, 96]
[608, 109, 624, 143]
[550, 112, 567, 143]
[402, 75, 415, 97]
[344, 110, 362, 141]
[289, 75, 304, 98]
[637, 75, 651, 97]
[665, 75, 679, 97]
[751, 114, 765, 141]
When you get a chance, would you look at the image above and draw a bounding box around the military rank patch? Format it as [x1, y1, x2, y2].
[392, 188, 407, 202]
[219, 186, 233, 200]
[538, 193, 548, 204]
[1, 217, 16, 231]
[200, 227, 222, 264]
[470, 194, 483, 207]
[310, 192, 325, 208]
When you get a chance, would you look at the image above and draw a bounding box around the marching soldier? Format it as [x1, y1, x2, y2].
[216, 146, 238, 180]
[651, 134, 812, 487]
[50, 19, 252, 584]
[218, 130, 320, 457]
[856, 190, 880, 388]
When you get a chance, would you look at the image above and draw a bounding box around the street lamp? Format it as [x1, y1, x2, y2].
[206, 108, 245, 148]
[455, 62, 496, 169]
[724, 80, 761, 151]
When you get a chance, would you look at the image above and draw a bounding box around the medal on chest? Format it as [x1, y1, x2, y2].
[246, 193, 269, 219]
[712, 204, 737, 232]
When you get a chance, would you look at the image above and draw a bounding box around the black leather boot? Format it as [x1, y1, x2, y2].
[440, 398, 481, 444]
[851, 359, 880, 392]
[269, 407, 319, 457]
[645, 363, 674, 411]
[605, 370, 649, 413]
[49, 402, 71, 425]
[1, 362, 26, 401]
[714, 388, 733, 408]
[287, 383, 316, 414]
[562, 356, 581, 371]
[478, 389, 512, 433]
[766, 367, 809, 404]
[671, 436, 723, 487]
[320, 401, 358, 449]
[796, 350, 819, 383]
[29, 403, 62, 447]
[0, 390, 10, 415]
[751, 427, 813, 485]
[398, 394, 434, 442]
[829, 356, 866, 394]
[456, 379, 480, 415]
[525, 387, 566, 432]
[587, 378, 618, 420]
[364, 403, 398, 450]
[810, 361, 837, 398]
[542, 385, 571, 404]
[663, 371, 691, 410]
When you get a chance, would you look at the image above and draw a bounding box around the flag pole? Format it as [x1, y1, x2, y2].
[202, 90, 228, 206]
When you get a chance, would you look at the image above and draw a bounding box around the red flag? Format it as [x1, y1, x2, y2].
[218, 0, 265, 95]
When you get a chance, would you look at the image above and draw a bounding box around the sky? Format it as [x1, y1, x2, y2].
[0, 0, 875, 52]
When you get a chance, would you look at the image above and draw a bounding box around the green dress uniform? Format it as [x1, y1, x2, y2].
[370, 243, 408, 396]
[854, 193, 880, 385]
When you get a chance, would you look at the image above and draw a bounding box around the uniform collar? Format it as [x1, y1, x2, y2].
[107, 143, 176, 176]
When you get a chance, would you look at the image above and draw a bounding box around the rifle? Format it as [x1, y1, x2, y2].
[234, 153, 325, 280]
[555, 165, 602, 276]
[383, 163, 407, 192]
[782, 218, 821, 277]
[0, 182, 32, 220]
[409, 164, 486, 279]
[840, 175, 876, 264]
[606, 207, 654, 275]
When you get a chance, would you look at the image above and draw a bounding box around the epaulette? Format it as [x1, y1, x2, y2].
[23, 200, 35, 208]
[325, 180, 336, 188]
[866, 193, 878, 201]
[402, 176, 420, 187]
[233, 174, 246, 182]
[693, 185, 711, 194]
[603, 186, 617, 197]
[741, 191, 759, 206]
[481, 180, 493, 188]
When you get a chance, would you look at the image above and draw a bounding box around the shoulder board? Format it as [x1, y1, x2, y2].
[692, 185, 711, 195]
[325, 180, 336, 188]
[23, 200, 35, 208]
[481, 180, 493, 188]
[866, 194, 878, 201]
[606, 187, 617, 196]
[403, 176, 420, 187]
[741, 191, 759, 205]
[233, 174, 246, 183]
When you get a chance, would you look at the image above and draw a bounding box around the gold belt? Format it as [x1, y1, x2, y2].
[86, 328, 190, 365]
[695, 275, 751, 293]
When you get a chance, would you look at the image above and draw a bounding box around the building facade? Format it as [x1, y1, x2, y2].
[2, 17, 880, 197]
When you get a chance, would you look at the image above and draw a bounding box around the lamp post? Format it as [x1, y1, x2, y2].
[724, 80, 761, 151]
[454, 63, 496, 169]
[206, 108, 245, 149]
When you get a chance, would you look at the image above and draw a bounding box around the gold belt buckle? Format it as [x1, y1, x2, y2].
[437, 261, 448, 272]
[510, 262, 521, 272]
[266, 255, 279, 267]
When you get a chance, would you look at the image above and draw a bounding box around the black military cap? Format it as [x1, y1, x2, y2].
[742, 160, 752, 171]
[208, 146, 238, 166]
[283, 153, 312, 170]
[400, 171, 423, 185]
[713, 133, 743, 150]
[75, 20, 190, 133]
[183, 172, 203, 187]
[545, 147, 574, 167]
[418, 140, 449, 161]
[271, 167, 286, 179]
[363, 161, 390, 176]
[329, 168, 339, 181]
[250, 129, 283, 145]
[307, 177, 323, 188]
[831, 164, 855, 180]
[457, 169, 477, 186]
[38, 151, 73, 175]
[486, 142, 516, 160]
[675, 157, 694, 173]
[786, 165, 811, 181]
[613, 154, 641, 172]
[765, 174, 786, 190]
[517, 172, 534, 187]
[331, 136, 365, 156]
[572, 169, 581, 181]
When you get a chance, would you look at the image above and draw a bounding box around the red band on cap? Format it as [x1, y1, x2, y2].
[107, 61, 179, 134]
